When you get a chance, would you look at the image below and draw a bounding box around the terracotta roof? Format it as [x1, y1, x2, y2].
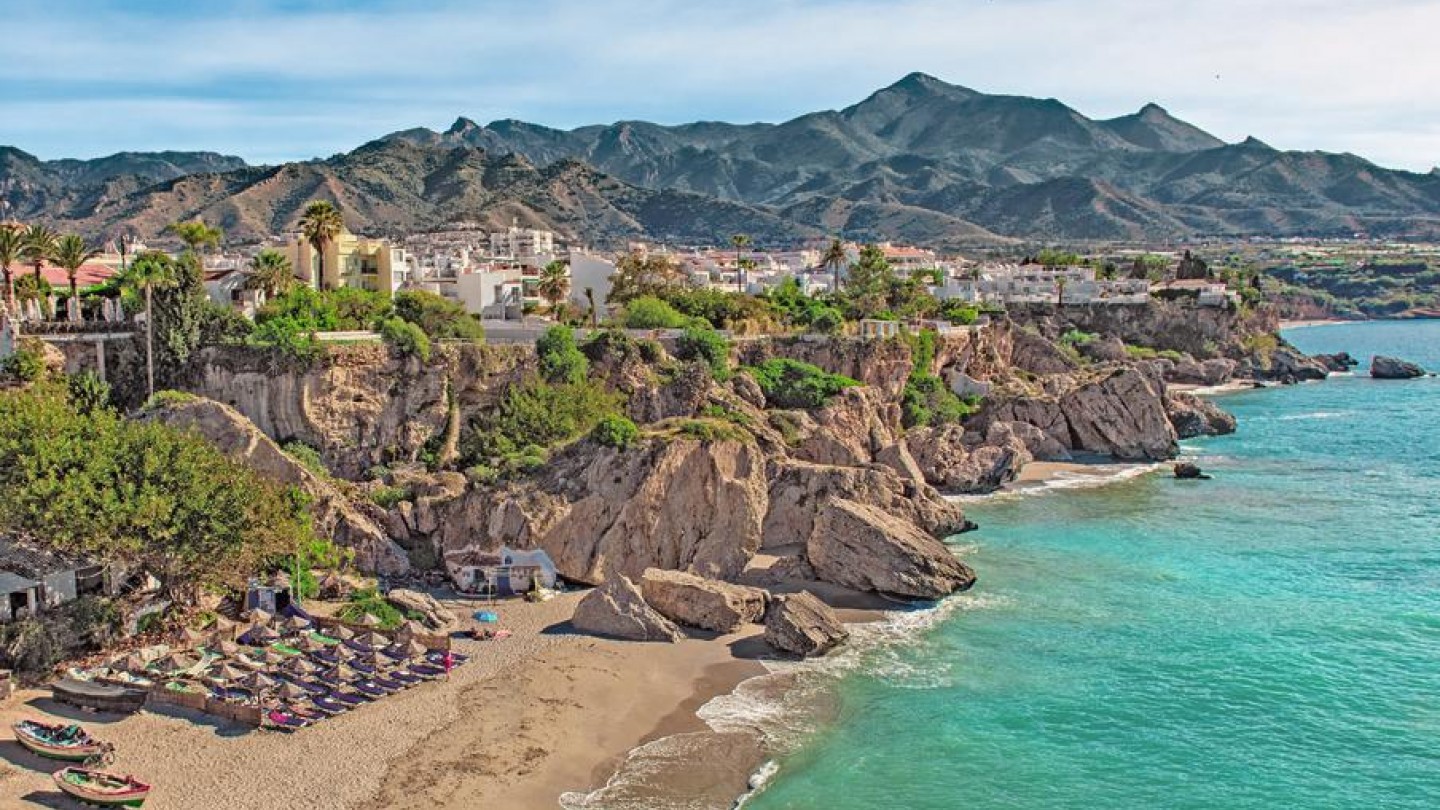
[34, 262, 116, 289]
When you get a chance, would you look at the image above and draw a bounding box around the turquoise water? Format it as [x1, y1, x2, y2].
[748, 321, 1440, 810]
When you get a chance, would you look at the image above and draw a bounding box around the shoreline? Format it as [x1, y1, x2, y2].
[1278, 318, 1351, 330]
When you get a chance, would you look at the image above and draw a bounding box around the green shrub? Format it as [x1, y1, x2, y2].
[249, 316, 326, 366]
[675, 419, 751, 443]
[582, 329, 639, 365]
[464, 464, 499, 485]
[282, 440, 328, 477]
[675, 327, 732, 380]
[768, 411, 805, 446]
[143, 389, 198, 410]
[1060, 329, 1098, 346]
[338, 587, 403, 629]
[378, 317, 432, 362]
[700, 404, 753, 427]
[538, 325, 589, 384]
[1124, 345, 1158, 360]
[1, 347, 45, 383]
[67, 372, 113, 416]
[810, 308, 844, 334]
[591, 414, 640, 449]
[199, 302, 255, 345]
[369, 485, 411, 510]
[743, 359, 861, 410]
[623, 296, 689, 329]
[1157, 350, 1185, 362]
[464, 377, 622, 463]
[393, 289, 485, 340]
[637, 339, 665, 364]
[939, 300, 979, 326]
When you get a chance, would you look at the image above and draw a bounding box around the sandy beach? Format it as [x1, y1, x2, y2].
[0, 592, 771, 810]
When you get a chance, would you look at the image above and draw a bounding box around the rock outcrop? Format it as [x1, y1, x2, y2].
[1165, 357, 1237, 387]
[385, 588, 457, 630]
[1173, 463, 1211, 480]
[138, 396, 410, 576]
[1313, 352, 1358, 372]
[1370, 356, 1426, 379]
[1165, 392, 1238, 439]
[572, 576, 682, 642]
[979, 365, 1178, 460]
[639, 568, 767, 633]
[807, 499, 975, 600]
[764, 592, 849, 657]
[905, 423, 1032, 493]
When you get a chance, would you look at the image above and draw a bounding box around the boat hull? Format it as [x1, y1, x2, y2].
[12, 722, 105, 762]
[53, 768, 151, 807]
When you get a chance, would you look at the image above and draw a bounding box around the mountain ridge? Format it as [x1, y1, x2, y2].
[5, 73, 1439, 245]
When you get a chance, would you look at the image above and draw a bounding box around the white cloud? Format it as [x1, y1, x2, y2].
[0, 0, 1437, 170]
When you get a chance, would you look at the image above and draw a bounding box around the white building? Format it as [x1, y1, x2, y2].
[938, 264, 1149, 306]
[568, 251, 618, 317]
[491, 225, 556, 259]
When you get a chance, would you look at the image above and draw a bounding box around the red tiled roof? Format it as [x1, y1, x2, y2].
[34, 262, 116, 289]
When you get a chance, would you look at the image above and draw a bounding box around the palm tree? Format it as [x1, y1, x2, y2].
[0, 223, 23, 309]
[820, 238, 847, 292]
[730, 234, 751, 292]
[298, 200, 344, 290]
[121, 252, 178, 400]
[21, 224, 58, 285]
[246, 249, 295, 298]
[168, 219, 223, 257]
[1056, 276, 1067, 307]
[584, 287, 598, 327]
[536, 260, 570, 314]
[52, 234, 102, 314]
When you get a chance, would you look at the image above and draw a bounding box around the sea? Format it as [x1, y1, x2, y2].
[738, 320, 1440, 810]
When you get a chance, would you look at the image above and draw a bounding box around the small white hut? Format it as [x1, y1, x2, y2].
[445, 546, 558, 596]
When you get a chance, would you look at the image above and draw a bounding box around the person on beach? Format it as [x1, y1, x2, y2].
[443, 649, 454, 679]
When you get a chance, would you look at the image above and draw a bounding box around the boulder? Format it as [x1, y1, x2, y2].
[905, 423, 1030, 494]
[1173, 463, 1211, 480]
[1059, 366, 1178, 460]
[1313, 352, 1358, 372]
[1167, 357, 1238, 386]
[138, 396, 410, 576]
[639, 569, 767, 633]
[571, 576, 682, 642]
[763, 592, 849, 657]
[763, 460, 966, 550]
[1370, 356, 1426, 379]
[385, 588, 457, 630]
[1165, 392, 1238, 439]
[807, 498, 975, 600]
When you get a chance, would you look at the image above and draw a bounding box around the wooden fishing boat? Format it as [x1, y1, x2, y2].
[52, 678, 147, 714]
[52, 767, 151, 807]
[12, 720, 106, 762]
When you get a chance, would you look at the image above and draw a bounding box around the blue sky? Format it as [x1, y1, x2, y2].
[3, 0, 1438, 171]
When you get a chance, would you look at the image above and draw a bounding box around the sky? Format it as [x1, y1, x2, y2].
[3, 0, 1438, 171]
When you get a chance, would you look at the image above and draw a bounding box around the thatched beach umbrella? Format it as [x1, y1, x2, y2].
[210, 662, 248, 683]
[213, 639, 242, 657]
[248, 625, 281, 644]
[393, 620, 424, 641]
[282, 657, 317, 676]
[283, 615, 311, 633]
[153, 653, 192, 673]
[247, 608, 273, 626]
[120, 654, 150, 674]
[395, 640, 429, 660]
[258, 649, 287, 666]
[323, 664, 356, 682]
[243, 671, 277, 691]
[355, 631, 389, 650]
[177, 627, 207, 648]
[329, 625, 355, 641]
[297, 636, 328, 653]
[356, 613, 381, 628]
[333, 645, 358, 662]
[211, 616, 237, 638]
[277, 681, 309, 702]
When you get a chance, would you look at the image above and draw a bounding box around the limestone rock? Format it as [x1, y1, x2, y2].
[385, 588, 457, 630]
[1313, 352, 1358, 372]
[1371, 355, 1426, 379]
[1173, 463, 1211, 480]
[572, 576, 682, 642]
[905, 423, 1030, 494]
[1058, 366, 1177, 460]
[807, 498, 975, 600]
[1167, 357, 1237, 386]
[762, 460, 966, 551]
[1165, 392, 1238, 439]
[763, 592, 849, 658]
[138, 396, 410, 576]
[639, 569, 767, 633]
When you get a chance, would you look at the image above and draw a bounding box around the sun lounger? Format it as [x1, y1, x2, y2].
[351, 680, 391, 698]
[371, 673, 408, 691]
[322, 687, 369, 705]
[408, 663, 445, 679]
[264, 709, 311, 731]
[426, 651, 469, 666]
[386, 670, 422, 686]
[310, 694, 350, 714]
[277, 674, 328, 695]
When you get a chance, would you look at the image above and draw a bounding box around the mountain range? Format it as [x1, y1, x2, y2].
[5, 72, 1440, 247]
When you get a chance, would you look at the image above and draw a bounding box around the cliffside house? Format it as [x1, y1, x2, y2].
[0, 537, 116, 622]
[282, 230, 412, 296]
[444, 546, 558, 596]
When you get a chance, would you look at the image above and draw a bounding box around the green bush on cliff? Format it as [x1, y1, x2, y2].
[462, 375, 623, 468]
[900, 329, 978, 428]
[591, 414, 640, 449]
[537, 325, 589, 385]
[281, 440, 329, 477]
[623, 296, 691, 329]
[742, 358, 860, 410]
[378, 317, 432, 363]
[392, 290, 485, 341]
[1, 342, 46, 383]
[675, 327, 732, 380]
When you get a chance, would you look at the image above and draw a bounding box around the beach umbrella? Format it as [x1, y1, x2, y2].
[277, 682, 309, 702]
[329, 625, 355, 641]
[210, 662, 248, 683]
[356, 613, 382, 627]
[297, 636, 328, 653]
[243, 671, 277, 691]
[282, 657, 317, 676]
[284, 615, 311, 632]
[333, 645, 358, 662]
[248, 609, 273, 626]
[355, 631, 389, 649]
[248, 625, 281, 643]
[259, 649, 287, 666]
[176, 627, 208, 649]
[153, 653, 192, 673]
[211, 616, 238, 639]
[323, 664, 356, 682]
[213, 639, 242, 657]
[396, 640, 429, 659]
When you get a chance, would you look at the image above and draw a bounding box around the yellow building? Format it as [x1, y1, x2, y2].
[282, 230, 402, 295]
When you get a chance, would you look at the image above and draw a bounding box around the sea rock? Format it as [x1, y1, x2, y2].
[1167, 357, 1238, 386]
[385, 588, 457, 630]
[807, 498, 976, 599]
[1060, 365, 1178, 460]
[571, 575, 682, 642]
[763, 591, 849, 657]
[1370, 356, 1426, 379]
[1173, 463, 1211, 480]
[137, 396, 410, 576]
[905, 423, 1031, 493]
[1313, 352, 1358, 372]
[1165, 392, 1238, 439]
[639, 568, 768, 633]
[763, 460, 966, 550]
